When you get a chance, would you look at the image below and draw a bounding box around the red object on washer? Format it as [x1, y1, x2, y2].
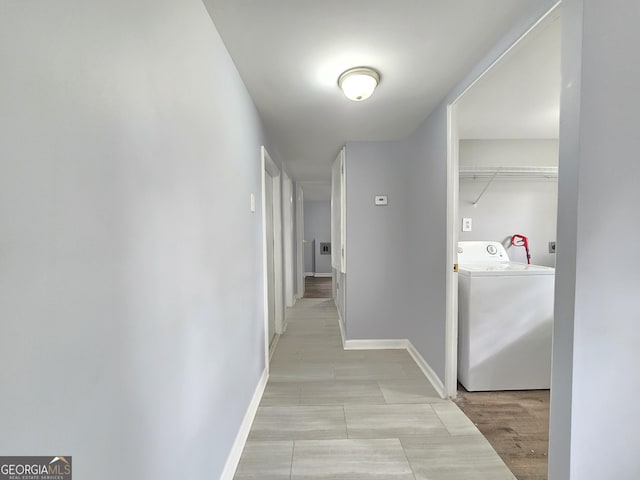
[511, 234, 531, 264]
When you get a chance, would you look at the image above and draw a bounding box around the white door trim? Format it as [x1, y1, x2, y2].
[282, 171, 295, 307]
[295, 183, 305, 299]
[443, 1, 562, 398]
[260, 151, 270, 369]
[272, 173, 284, 335]
[444, 104, 459, 398]
[261, 146, 285, 364]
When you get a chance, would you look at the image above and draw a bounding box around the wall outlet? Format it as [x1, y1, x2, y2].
[549, 241, 556, 254]
[374, 195, 388, 206]
[462, 217, 472, 232]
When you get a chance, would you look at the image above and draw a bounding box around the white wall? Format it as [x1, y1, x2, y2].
[304, 201, 331, 274]
[344, 141, 410, 340]
[304, 241, 315, 273]
[549, 1, 640, 478]
[403, 108, 450, 378]
[459, 140, 559, 267]
[460, 139, 558, 167]
[0, 1, 274, 478]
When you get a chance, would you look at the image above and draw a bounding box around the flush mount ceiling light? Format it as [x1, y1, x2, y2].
[338, 67, 380, 102]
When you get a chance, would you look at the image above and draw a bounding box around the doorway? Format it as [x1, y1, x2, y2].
[295, 183, 305, 300]
[298, 181, 333, 299]
[261, 146, 284, 359]
[445, 5, 561, 478]
[446, 0, 560, 396]
[264, 169, 276, 345]
[282, 171, 295, 308]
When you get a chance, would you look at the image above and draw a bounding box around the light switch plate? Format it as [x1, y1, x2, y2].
[250, 193, 256, 213]
[375, 195, 388, 206]
[462, 217, 472, 232]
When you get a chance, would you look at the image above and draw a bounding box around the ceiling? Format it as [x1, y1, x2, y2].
[203, 0, 546, 182]
[457, 9, 561, 139]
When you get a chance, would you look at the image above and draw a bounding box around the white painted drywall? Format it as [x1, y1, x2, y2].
[304, 240, 315, 274]
[344, 141, 410, 340]
[0, 1, 274, 478]
[404, 106, 450, 378]
[304, 201, 331, 274]
[459, 140, 559, 267]
[460, 139, 559, 167]
[549, 1, 640, 478]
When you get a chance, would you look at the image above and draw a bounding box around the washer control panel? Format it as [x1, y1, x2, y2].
[458, 241, 509, 264]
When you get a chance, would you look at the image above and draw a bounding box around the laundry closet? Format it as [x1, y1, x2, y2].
[454, 11, 560, 392]
[458, 139, 558, 267]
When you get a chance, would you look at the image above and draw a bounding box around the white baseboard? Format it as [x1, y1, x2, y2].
[269, 334, 281, 361]
[304, 272, 314, 277]
[337, 310, 346, 348]
[344, 339, 409, 350]
[338, 332, 446, 399]
[314, 273, 332, 278]
[406, 341, 446, 399]
[220, 368, 268, 480]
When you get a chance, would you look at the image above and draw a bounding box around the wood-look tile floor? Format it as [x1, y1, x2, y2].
[234, 298, 516, 480]
[455, 387, 550, 480]
[303, 276, 332, 298]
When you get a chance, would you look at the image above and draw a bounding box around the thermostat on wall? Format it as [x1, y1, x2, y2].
[374, 195, 388, 206]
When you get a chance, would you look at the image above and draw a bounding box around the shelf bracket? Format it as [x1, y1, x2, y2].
[471, 167, 501, 206]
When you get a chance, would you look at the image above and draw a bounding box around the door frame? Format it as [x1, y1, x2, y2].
[444, 3, 561, 397]
[295, 183, 305, 299]
[282, 171, 295, 307]
[261, 146, 284, 366]
[444, 104, 460, 398]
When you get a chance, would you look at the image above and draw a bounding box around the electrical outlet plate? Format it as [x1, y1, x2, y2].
[549, 241, 556, 253]
[374, 195, 388, 206]
[462, 217, 472, 232]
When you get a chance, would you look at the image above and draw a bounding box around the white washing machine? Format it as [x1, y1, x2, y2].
[457, 241, 555, 391]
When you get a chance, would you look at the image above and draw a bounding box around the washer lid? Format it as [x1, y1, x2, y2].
[458, 262, 555, 276]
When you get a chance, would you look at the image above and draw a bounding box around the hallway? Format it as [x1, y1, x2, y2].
[234, 299, 515, 479]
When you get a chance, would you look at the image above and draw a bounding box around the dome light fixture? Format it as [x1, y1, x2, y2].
[338, 67, 380, 102]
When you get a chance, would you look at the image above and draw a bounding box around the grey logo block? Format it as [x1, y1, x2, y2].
[0, 456, 71, 480]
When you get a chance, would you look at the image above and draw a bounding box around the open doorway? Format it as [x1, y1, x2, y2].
[261, 146, 284, 359]
[297, 181, 332, 299]
[446, 5, 561, 478]
[295, 183, 305, 300]
[282, 171, 295, 308]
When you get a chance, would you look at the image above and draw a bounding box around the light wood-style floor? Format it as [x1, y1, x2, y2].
[234, 298, 516, 479]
